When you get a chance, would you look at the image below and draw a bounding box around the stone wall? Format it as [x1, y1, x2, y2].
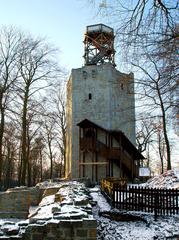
[0, 219, 97, 240]
[22, 219, 96, 240]
[0, 181, 97, 240]
[0, 187, 42, 218]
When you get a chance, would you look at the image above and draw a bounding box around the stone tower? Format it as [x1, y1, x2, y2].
[65, 24, 136, 180]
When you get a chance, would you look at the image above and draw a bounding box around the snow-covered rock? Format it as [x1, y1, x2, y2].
[142, 170, 179, 189]
[0, 180, 178, 239]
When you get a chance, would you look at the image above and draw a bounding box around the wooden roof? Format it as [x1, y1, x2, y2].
[77, 119, 106, 131]
[77, 119, 145, 160]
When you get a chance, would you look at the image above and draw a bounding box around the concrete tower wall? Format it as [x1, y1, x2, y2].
[66, 63, 136, 179]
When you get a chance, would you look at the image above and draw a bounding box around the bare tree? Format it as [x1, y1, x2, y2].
[41, 75, 67, 178]
[91, 0, 178, 55]
[0, 25, 66, 188]
[2, 122, 19, 189]
[0, 26, 22, 187]
[16, 36, 60, 185]
[88, 1, 178, 121]
[29, 135, 45, 185]
[43, 116, 56, 179]
[156, 124, 166, 174]
[51, 84, 66, 176]
[25, 102, 44, 186]
[136, 116, 157, 154]
[134, 54, 172, 170]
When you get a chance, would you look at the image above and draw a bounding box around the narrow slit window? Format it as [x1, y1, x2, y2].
[89, 93, 92, 100]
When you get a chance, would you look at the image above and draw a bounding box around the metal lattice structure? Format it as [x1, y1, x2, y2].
[83, 24, 115, 66]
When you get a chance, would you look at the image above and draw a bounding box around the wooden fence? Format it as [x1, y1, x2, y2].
[101, 181, 179, 219]
[101, 178, 126, 202]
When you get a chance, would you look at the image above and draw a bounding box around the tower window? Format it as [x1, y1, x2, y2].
[89, 93, 92, 100]
[82, 71, 87, 79]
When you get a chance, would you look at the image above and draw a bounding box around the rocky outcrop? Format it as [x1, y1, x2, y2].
[0, 181, 97, 240]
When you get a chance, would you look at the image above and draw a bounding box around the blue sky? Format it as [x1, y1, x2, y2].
[0, 0, 105, 70]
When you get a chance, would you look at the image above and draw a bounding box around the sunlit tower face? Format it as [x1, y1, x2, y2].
[83, 24, 116, 66]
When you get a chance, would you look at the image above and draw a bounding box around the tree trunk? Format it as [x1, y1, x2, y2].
[18, 149, 22, 186]
[158, 140, 164, 174]
[63, 141, 66, 178]
[162, 117, 171, 170]
[27, 133, 31, 187]
[40, 149, 43, 182]
[5, 143, 11, 189]
[157, 84, 171, 170]
[0, 98, 5, 189]
[20, 87, 29, 185]
[27, 160, 31, 187]
[49, 145, 53, 179]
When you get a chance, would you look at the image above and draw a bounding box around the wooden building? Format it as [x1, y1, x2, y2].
[78, 119, 144, 182]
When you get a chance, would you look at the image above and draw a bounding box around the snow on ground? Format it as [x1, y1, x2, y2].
[90, 186, 111, 212]
[0, 179, 179, 239]
[142, 170, 179, 189]
[90, 186, 179, 240]
[96, 215, 179, 240]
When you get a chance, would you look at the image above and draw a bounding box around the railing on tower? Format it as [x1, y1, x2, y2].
[83, 24, 116, 66]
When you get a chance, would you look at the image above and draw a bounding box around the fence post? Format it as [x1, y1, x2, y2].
[154, 190, 158, 221]
[176, 189, 179, 215]
[112, 183, 115, 208]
